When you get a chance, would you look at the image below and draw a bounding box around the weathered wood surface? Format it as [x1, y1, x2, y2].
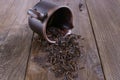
[86, 0, 120, 80]
[25, 0, 105, 80]
[0, 0, 39, 80]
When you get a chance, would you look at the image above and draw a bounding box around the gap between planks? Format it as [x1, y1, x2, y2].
[84, 0, 106, 80]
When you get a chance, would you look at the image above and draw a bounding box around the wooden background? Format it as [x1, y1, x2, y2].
[0, 0, 120, 80]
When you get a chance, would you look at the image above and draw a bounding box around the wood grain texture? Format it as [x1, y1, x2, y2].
[0, 0, 39, 80]
[86, 0, 120, 80]
[25, 0, 105, 80]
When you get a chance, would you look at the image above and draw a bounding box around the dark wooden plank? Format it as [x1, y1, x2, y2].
[0, 0, 39, 80]
[86, 0, 120, 80]
[25, 0, 105, 80]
